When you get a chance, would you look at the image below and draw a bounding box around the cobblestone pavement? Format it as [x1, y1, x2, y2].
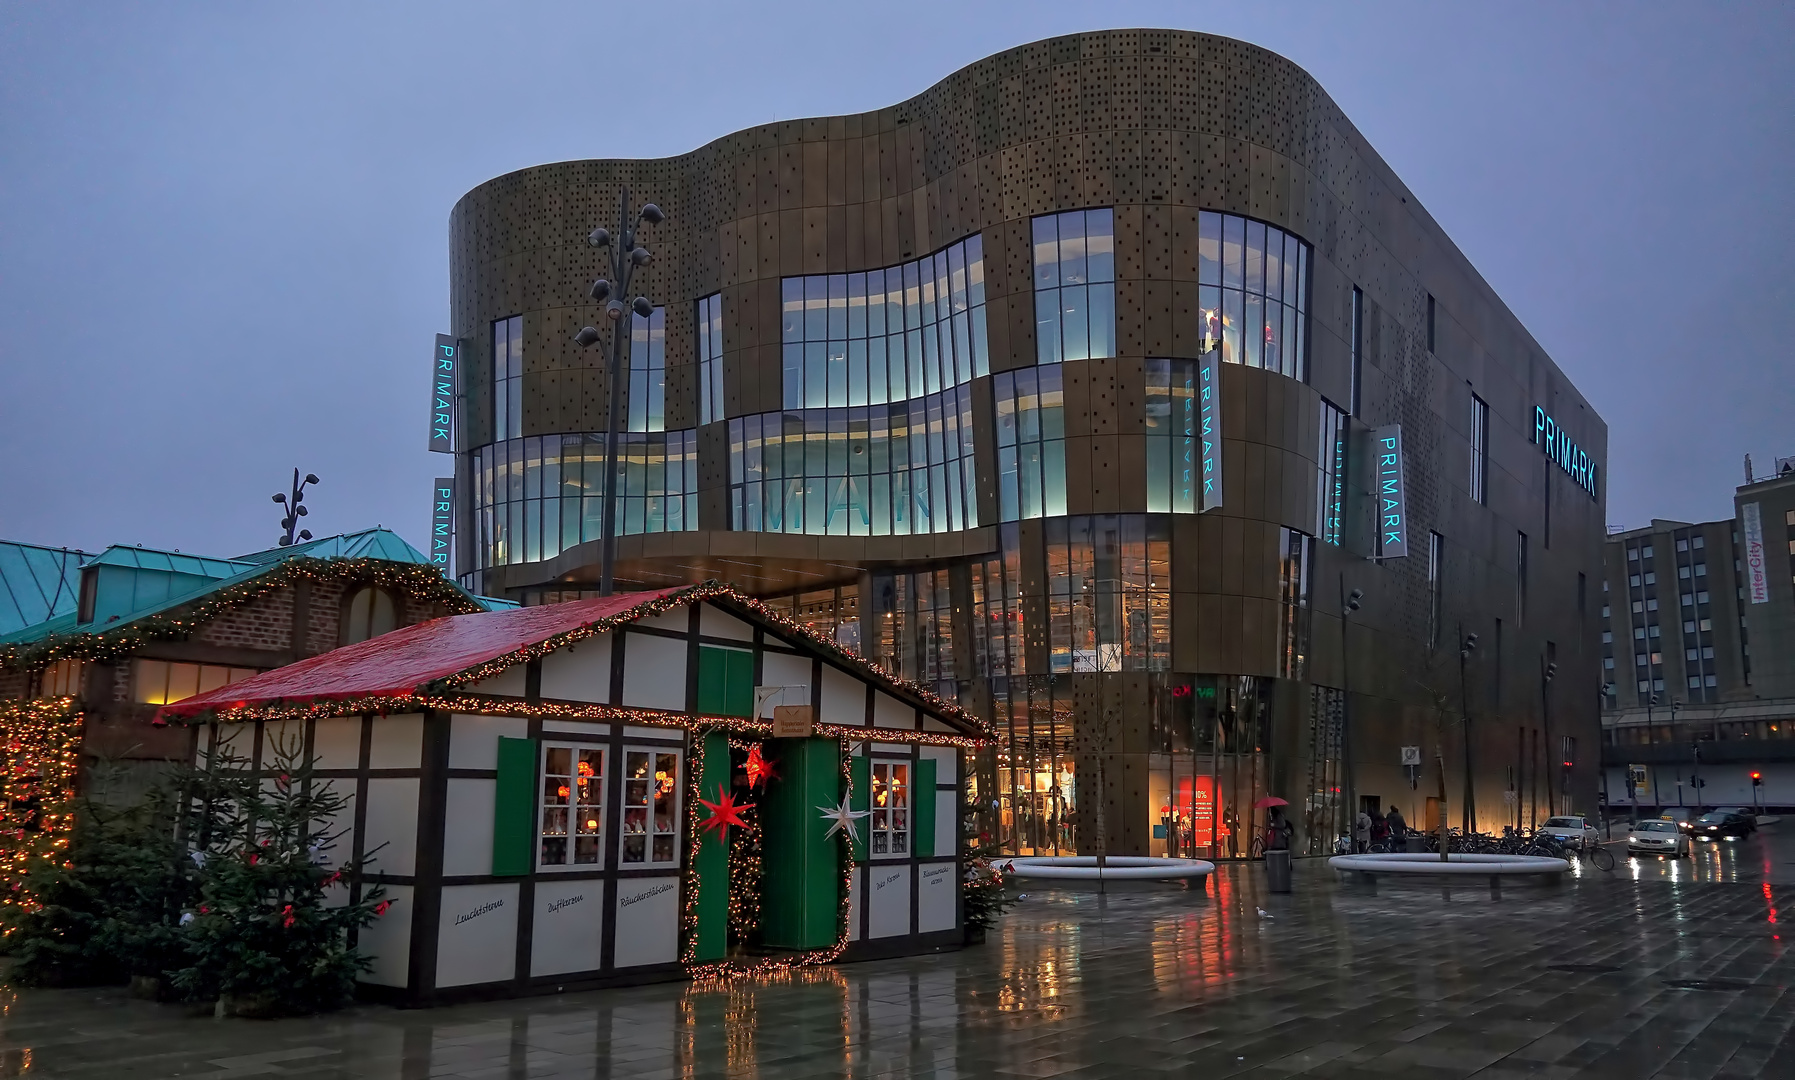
[2, 831, 1790, 1079]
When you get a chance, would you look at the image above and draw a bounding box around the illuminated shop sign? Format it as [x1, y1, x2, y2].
[431, 477, 454, 570]
[1372, 424, 1408, 559]
[1532, 406, 1597, 500]
[1199, 350, 1222, 512]
[429, 334, 458, 453]
[1741, 502, 1768, 604]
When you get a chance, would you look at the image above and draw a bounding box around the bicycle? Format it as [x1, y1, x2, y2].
[1579, 839, 1616, 872]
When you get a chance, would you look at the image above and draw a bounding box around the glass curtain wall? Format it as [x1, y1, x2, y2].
[994, 368, 1067, 522]
[1145, 359, 1199, 513]
[759, 585, 861, 656]
[492, 315, 523, 441]
[780, 236, 987, 410]
[1033, 209, 1116, 364]
[1194, 212, 1310, 380]
[470, 432, 698, 570]
[727, 387, 977, 536]
[696, 294, 724, 426]
[1045, 515, 1171, 673]
[628, 307, 666, 433]
[867, 569, 958, 692]
[1146, 675, 1273, 859]
[1276, 527, 1315, 679]
[1317, 400, 1348, 546]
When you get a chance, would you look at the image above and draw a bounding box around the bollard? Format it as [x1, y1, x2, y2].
[1265, 848, 1293, 893]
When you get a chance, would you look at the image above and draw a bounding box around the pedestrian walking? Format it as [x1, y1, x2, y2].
[1265, 805, 1294, 851]
[1386, 806, 1408, 853]
[1354, 807, 1372, 853]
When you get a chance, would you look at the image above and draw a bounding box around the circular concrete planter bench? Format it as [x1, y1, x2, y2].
[1329, 852, 1570, 887]
[1001, 855, 1216, 882]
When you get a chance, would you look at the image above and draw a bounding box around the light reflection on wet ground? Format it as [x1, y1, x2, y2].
[2, 831, 1791, 1078]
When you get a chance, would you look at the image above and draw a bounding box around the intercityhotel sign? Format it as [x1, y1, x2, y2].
[1741, 503, 1770, 604]
[1532, 406, 1598, 500]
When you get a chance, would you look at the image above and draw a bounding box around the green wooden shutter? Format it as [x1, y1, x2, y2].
[697, 646, 755, 717]
[725, 649, 755, 717]
[760, 737, 842, 949]
[493, 736, 538, 877]
[912, 758, 937, 858]
[849, 754, 871, 862]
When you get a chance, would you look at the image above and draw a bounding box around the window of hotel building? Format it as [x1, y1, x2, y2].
[1195, 211, 1310, 379]
[621, 748, 681, 867]
[996, 368, 1067, 522]
[134, 660, 259, 706]
[38, 658, 83, 697]
[539, 744, 604, 868]
[1317, 400, 1348, 545]
[728, 388, 977, 536]
[1469, 394, 1490, 504]
[341, 586, 398, 645]
[1428, 531, 1445, 649]
[783, 237, 987, 410]
[1279, 527, 1317, 678]
[1516, 532, 1528, 626]
[696, 293, 724, 426]
[472, 431, 699, 569]
[1349, 286, 1363, 415]
[1034, 210, 1115, 364]
[628, 307, 666, 433]
[492, 315, 523, 442]
[1426, 294, 1436, 353]
[1045, 515, 1171, 673]
[1145, 359, 1202, 514]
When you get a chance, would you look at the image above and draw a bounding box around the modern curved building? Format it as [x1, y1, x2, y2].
[443, 29, 1607, 857]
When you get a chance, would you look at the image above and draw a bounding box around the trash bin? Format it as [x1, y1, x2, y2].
[1265, 848, 1292, 893]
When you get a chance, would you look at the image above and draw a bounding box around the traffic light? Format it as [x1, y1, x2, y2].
[1751, 771, 1763, 787]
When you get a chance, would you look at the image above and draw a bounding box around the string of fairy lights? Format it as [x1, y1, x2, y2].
[0, 557, 487, 675]
[0, 698, 84, 933]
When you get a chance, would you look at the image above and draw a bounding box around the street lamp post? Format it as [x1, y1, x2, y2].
[1458, 626, 1479, 833]
[574, 190, 665, 597]
[271, 470, 320, 547]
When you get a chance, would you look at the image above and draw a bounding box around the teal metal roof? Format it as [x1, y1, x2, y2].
[0, 527, 503, 650]
[0, 541, 94, 637]
[233, 527, 437, 567]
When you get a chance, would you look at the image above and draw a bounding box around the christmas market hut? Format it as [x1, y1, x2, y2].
[156, 582, 987, 1003]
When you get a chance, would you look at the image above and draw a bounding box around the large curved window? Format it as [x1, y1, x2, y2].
[1196, 212, 1310, 380]
[780, 236, 987, 410]
[728, 386, 976, 536]
[471, 432, 698, 569]
[1033, 209, 1116, 364]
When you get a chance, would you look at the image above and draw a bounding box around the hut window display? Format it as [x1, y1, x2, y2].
[622, 748, 682, 866]
[870, 761, 909, 855]
[540, 744, 605, 868]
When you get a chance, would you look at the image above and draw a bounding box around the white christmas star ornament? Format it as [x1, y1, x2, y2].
[818, 797, 870, 842]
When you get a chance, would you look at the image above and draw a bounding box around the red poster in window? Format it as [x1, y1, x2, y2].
[1177, 776, 1222, 839]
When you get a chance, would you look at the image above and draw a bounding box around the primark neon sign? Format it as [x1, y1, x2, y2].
[429, 334, 457, 454]
[1532, 407, 1598, 500]
[1198, 351, 1222, 512]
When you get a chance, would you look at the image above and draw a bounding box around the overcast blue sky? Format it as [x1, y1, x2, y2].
[1, 1, 1789, 558]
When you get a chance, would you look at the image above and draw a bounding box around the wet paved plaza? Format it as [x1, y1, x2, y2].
[3, 831, 1790, 1079]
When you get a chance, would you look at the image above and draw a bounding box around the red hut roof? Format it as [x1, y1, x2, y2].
[154, 583, 987, 738]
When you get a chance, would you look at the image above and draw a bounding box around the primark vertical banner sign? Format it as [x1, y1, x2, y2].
[431, 478, 454, 572]
[1198, 350, 1222, 512]
[429, 334, 457, 453]
[1741, 502, 1769, 604]
[1373, 424, 1408, 559]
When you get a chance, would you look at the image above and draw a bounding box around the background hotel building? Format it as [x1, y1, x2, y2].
[437, 30, 1607, 855]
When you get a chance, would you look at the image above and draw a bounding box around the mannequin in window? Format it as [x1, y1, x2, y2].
[341, 586, 398, 645]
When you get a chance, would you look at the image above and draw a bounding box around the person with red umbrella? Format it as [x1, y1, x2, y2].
[1255, 796, 1293, 852]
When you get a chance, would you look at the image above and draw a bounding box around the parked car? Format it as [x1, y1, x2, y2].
[1710, 807, 1759, 832]
[1693, 811, 1754, 841]
[1540, 815, 1600, 851]
[1626, 818, 1689, 857]
[1658, 808, 1695, 833]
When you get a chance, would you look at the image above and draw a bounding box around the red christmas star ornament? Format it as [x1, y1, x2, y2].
[743, 744, 777, 790]
[698, 784, 749, 839]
